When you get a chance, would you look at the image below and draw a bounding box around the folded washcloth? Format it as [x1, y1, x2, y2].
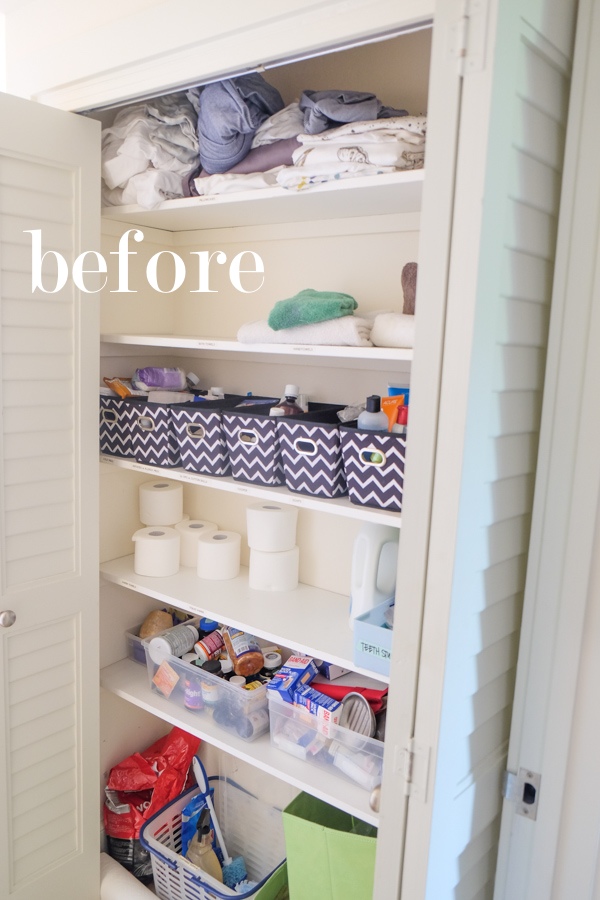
[237, 315, 373, 347]
[370, 313, 415, 349]
[268, 288, 357, 330]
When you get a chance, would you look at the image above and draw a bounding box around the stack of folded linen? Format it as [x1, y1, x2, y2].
[190, 86, 425, 197]
[237, 288, 373, 347]
[101, 93, 199, 209]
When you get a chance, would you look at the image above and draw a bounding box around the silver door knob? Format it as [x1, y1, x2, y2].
[369, 784, 381, 813]
[0, 610, 16, 628]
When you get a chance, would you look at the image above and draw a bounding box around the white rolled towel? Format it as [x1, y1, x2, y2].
[237, 315, 373, 347]
[370, 312, 415, 349]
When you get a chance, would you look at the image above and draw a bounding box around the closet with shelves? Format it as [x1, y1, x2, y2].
[0, 0, 579, 897]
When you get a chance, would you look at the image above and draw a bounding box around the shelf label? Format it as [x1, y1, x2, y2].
[235, 486, 249, 494]
[119, 580, 140, 591]
[292, 346, 314, 353]
[196, 340, 217, 348]
[132, 463, 157, 474]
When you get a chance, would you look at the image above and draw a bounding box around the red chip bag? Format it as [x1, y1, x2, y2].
[104, 727, 200, 881]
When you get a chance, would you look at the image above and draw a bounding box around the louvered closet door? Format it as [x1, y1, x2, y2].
[0, 93, 100, 899]
[395, 0, 577, 897]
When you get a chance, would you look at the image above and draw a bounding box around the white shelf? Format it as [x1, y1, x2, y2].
[99, 455, 402, 527]
[101, 169, 424, 232]
[100, 657, 379, 826]
[100, 555, 390, 685]
[99, 334, 413, 372]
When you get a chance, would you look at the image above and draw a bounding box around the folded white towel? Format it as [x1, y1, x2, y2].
[237, 316, 373, 347]
[370, 313, 415, 348]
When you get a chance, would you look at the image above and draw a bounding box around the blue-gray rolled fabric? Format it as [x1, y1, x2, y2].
[299, 89, 408, 134]
[197, 73, 284, 174]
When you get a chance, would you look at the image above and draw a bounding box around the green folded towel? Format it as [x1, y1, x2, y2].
[268, 288, 358, 331]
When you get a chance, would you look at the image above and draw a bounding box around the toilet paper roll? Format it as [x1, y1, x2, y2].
[249, 546, 299, 592]
[175, 519, 219, 567]
[197, 530, 241, 580]
[133, 526, 180, 577]
[100, 853, 157, 899]
[246, 502, 298, 552]
[139, 480, 183, 526]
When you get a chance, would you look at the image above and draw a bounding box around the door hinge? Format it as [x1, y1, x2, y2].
[396, 739, 430, 801]
[451, 0, 489, 76]
[502, 768, 541, 820]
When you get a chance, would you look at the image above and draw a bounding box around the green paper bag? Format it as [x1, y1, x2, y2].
[283, 794, 377, 900]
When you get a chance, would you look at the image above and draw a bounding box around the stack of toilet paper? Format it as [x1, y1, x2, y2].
[133, 480, 241, 579]
[133, 481, 185, 577]
[247, 503, 299, 591]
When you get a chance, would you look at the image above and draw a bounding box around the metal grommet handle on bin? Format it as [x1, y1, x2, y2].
[137, 416, 155, 431]
[186, 423, 206, 439]
[101, 409, 117, 423]
[0, 610, 16, 628]
[293, 437, 317, 456]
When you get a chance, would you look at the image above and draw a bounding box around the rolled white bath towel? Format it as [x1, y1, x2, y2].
[237, 315, 373, 347]
[370, 312, 415, 348]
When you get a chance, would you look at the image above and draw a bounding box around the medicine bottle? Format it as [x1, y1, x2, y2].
[269, 385, 304, 417]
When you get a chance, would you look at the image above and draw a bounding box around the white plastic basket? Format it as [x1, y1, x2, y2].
[140, 778, 285, 900]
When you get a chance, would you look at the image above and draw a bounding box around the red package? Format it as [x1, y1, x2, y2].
[311, 682, 388, 714]
[104, 727, 200, 841]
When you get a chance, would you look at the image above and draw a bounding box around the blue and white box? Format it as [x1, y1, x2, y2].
[353, 599, 394, 677]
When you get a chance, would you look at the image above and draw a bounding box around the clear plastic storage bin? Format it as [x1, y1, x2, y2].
[143, 641, 270, 742]
[268, 694, 384, 792]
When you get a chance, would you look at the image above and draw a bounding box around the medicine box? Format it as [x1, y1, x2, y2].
[353, 599, 394, 677]
[266, 656, 319, 702]
[142, 641, 270, 742]
[268, 693, 384, 793]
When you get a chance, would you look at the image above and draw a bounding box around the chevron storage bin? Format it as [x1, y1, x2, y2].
[276, 408, 347, 499]
[339, 424, 406, 512]
[130, 401, 181, 468]
[99, 394, 142, 459]
[222, 403, 341, 489]
[170, 395, 246, 476]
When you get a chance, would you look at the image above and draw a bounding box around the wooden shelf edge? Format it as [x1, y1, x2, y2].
[99, 333, 413, 363]
[99, 455, 402, 527]
[100, 555, 390, 686]
[101, 657, 379, 826]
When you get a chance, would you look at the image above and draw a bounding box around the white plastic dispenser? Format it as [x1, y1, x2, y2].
[349, 524, 399, 628]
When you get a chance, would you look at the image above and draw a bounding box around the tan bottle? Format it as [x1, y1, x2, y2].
[185, 808, 223, 883]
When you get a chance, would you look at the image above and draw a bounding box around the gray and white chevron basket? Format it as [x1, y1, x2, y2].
[222, 403, 286, 486]
[340, 424, 406, 511]
[276, 409, 347, 498]
[130, 401, 181, 468]
[170, 395, 245, 476]
[99, 395, 140, 459]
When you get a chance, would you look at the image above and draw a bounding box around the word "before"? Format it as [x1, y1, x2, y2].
[26, 228, 265, 294]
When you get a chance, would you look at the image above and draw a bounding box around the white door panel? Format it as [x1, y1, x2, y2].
[0, 91, 100, 899]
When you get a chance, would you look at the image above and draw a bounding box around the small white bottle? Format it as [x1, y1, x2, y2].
[357, 395, 388, 431]
[148, 623, 199, 663]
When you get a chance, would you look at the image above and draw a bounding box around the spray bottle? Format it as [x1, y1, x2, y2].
[185, 808, 223, 882]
